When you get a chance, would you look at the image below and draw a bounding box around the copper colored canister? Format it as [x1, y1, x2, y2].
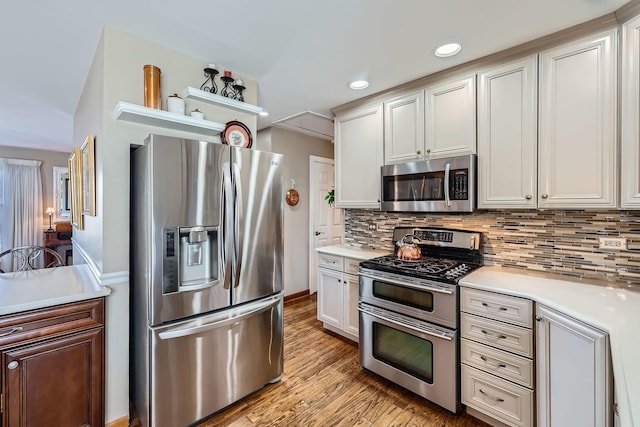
[143, 65, 161, 109]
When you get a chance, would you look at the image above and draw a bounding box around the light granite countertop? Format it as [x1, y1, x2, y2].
[459, 266, 640, 427]
[0, 265, 111, 316]
[315, 244, 389, 260]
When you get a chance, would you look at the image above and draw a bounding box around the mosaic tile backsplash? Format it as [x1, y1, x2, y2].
[344, 209, 640, 286]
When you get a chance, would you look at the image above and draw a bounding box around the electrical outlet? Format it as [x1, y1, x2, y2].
[368, 223, 377, 231]
[598, 237, 627, 250]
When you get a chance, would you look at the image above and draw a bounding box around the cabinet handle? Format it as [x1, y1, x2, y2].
[426, 149, 431, 154]
[0, 326, 23, 337]
[525, 195, 532, 200]
[541, 194, 549, 199]
[479, 388, 505, 403]
[535, 315, 543, 322]
[7, 361, 19, 370]
[481, 302, 507, 312]
[480, 329, 507, 340]
[416, 150, 421, 155]
[480, 355, 507, 369]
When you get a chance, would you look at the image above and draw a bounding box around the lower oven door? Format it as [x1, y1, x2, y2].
[358, 302, 459, 414]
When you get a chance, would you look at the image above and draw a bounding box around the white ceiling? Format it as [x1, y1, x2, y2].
[0, 0, 630, 153]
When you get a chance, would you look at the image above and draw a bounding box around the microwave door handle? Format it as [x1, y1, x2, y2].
[222, 162, 233, 290]
[233, 161, 243, 289]
[444, 162, 451, 207]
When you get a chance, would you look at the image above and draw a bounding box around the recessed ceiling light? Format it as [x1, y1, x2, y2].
[349, 80, 369, 90]
[435, 43, 462, 58]
[259, 111, 269, 117]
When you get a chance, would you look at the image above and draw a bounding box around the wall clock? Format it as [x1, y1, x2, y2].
[221, 120, 253, 148]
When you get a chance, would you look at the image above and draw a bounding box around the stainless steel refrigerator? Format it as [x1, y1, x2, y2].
[130, 134, 284, 427]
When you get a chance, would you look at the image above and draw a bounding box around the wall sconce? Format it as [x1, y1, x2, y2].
[45, 207, 55, 231]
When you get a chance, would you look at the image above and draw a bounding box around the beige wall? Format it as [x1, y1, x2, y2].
[259, 127, 334, 296]
[74, 26, 260, 424]
[0, 145, 70, 227]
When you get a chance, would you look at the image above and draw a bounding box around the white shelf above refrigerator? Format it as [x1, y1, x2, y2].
[182, 87, 264, 116]
[113, 101, 225, 135]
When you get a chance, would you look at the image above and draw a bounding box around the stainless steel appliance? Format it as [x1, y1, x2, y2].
[130, 134, 284, 427]
[380, 154, 476, 213]
[358, 226, 482, 414]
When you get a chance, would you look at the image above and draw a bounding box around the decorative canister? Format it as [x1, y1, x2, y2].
[143, 65, 161, 109]
[167, 93, 185, 115]
[190, 109, 204, 119]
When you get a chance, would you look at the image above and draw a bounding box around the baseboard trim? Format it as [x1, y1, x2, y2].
[284, 290, 310, 302]
[465, 406, 511, 427]
[105, 415, 128, 427]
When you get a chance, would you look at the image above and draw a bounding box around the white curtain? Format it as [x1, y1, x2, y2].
[0, 158, 43, 272]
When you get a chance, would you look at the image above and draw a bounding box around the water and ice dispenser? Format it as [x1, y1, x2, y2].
[162, 226, 219, 293]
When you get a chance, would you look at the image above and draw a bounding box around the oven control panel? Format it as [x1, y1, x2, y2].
[415, 230, 453, 243]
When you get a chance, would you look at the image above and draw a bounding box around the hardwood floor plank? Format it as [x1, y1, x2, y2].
[138, 295, 489, 427]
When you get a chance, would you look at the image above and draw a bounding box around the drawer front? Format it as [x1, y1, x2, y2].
[0, 298, 104, 349]
[344, 257, 361, 275]
[461, 287, 533, 328]
[318, 253, 343, 271]
[461, 313, 533, 357]
[461, 338, 534, 388]
[462, 365, 534, 427]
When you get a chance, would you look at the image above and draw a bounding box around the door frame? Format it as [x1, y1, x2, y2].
[308, 155, 340, 294]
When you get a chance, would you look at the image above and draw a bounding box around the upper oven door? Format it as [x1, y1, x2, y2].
[380, 154, 475, 212]
[359, 270, 458, 329]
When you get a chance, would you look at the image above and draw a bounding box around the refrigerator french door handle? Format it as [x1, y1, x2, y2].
[444, 163, 451, 207]
[233, 161, 243, 289]
[222, 162, 233, 290]
[157, 295, 281, 340]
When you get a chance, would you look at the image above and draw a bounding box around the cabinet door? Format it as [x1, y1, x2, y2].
[3, 328, 104, 427]
[538, 30, 617, 208]
[343, 273, 359, 340]
[384, 91, 425, 164]
[317, 267, 344, 329]
[621, 16, 640, 208]
[477, 55, 538, 208]
[425, 74, 476, 157]
[335, 104, 383, 208]
[536, 305, 612, 427]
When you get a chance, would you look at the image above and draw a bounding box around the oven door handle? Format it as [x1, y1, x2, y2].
[359, 273, 454, 295]
[358, 306, 453, 341]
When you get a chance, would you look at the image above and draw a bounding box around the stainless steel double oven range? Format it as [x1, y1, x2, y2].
[358, 226, 482, 413]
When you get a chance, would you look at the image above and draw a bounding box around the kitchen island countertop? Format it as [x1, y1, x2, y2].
[460, 266, 640, 427]
[315, 244, 389, 260]
[0, 265, 111, 316]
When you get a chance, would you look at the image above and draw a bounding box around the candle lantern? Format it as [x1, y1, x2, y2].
[200, 64, 219, 94]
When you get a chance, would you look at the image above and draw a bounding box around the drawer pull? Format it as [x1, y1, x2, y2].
[481, 302, 508, 311]
[480, 329, 507, 340]
[7, 361, 19, 370]
[480, 355, 507, 368]
[479, 388, 505, 403]
[0, 326, 23, 337]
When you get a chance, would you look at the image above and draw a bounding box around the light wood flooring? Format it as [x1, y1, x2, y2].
[195, 295, 489, 427]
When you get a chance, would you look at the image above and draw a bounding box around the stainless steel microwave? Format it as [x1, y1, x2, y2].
[380, 154, 476, 213]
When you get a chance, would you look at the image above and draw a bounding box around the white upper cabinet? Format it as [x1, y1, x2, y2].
[478, 55, 538, 209]
[384, 90, 425, 165]
[425, 74, 477, 158]
[538, 29, 617, 208]
[334, 103, 383, 208]
[621, 15, 640, 208]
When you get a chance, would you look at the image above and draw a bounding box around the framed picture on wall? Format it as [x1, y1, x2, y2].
[81, 134, 96, 216]
[68, 147, 84, 230]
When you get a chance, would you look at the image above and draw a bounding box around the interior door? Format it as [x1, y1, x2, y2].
[309, 156, 342, 294]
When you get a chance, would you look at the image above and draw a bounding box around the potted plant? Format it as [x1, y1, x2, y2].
[325, 189, 335, 206]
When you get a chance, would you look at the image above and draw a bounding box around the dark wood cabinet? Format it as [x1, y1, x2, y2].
[0, 298, 105, 427]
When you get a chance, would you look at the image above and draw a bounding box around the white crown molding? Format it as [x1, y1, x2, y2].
[72, 239, 129, 287]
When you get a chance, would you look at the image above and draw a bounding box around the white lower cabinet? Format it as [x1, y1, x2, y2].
[317, 254, 360, 342]
[536, 304, 612, 427]
[461, 287, 534, 427]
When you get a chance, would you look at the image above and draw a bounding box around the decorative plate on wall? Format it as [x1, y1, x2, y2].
[286, 188, 300, 206]
[221, 120, 253, 148]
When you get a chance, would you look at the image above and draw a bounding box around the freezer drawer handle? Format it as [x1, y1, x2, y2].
[158, 296, 281, 340]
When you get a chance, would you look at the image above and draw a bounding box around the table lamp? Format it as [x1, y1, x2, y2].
[45, 207, 55, 231]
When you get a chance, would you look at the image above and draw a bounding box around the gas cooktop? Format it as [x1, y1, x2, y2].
[360, 254, 480, 283]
